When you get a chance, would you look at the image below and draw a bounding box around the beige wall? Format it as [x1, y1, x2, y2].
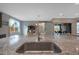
[71, 18, 77, 35]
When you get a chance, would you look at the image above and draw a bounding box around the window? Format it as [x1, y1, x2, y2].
[54, 25, 60, 32]
[9, 18, 20, 34]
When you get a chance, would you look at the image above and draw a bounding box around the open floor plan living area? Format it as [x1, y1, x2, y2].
[0, 3, 79, 55]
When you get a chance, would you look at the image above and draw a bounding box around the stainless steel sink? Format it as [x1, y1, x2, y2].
[16, 42, 62, 54]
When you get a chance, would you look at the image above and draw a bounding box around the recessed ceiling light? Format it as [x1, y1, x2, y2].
[59, 13, 64, 16]
[75, 13, 79, 17]
[75, 13, 79, 15]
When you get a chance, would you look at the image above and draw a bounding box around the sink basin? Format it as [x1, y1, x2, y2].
[16, 42, 62, 54]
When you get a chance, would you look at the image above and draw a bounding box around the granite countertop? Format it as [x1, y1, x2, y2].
[0, 35, 79, 55]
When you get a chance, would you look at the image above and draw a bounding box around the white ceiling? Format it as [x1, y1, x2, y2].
[0, 3, 79, 21]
